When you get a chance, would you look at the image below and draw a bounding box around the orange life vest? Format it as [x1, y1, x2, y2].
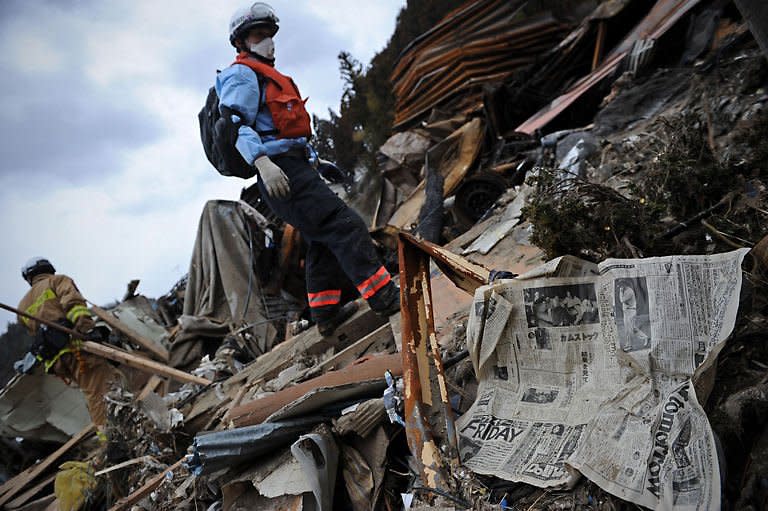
[234, 53, 312, 139]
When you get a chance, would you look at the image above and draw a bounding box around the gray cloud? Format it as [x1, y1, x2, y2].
[0, 74, 163, 183]
[0, 0, 165, 184]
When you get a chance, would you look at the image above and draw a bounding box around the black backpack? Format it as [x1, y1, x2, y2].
[198, 83, 257, 179]
[31, 319, 72, 361]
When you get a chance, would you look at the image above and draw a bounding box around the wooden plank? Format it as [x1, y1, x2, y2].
[401, 232, 489, 294]
[305, 323, 393, 379]
[5, 474, 55, 509]
[90, 304, 170, 362]
[234, 303, 384, 385]
[591, 20, 606, 71]
[108, 458, 185, 511]
[6, 494, 57, 511]
[184, 304, 386, 430]
[81, 341, 211, 386]
[0, 424, 95, 507]
[230, 353, 403, 427]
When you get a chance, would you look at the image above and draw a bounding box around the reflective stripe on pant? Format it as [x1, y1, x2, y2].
[308, 289, 341, 308]
[357, 265, 391, 299]
[259, 154, 393, 322]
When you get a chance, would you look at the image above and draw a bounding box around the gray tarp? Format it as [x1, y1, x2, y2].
[172, 200, 276, 367]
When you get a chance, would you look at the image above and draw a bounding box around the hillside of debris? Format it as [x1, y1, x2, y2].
[2, 1, 768, 510]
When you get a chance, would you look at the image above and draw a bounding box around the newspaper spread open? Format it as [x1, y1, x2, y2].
[457, 249, 748, 510]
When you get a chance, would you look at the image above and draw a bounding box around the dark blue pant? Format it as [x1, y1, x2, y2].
[259, 153, 393, 322]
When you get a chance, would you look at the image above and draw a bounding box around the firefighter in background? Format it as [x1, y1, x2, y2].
[216, 2, 400, 335]
[17, 257, 124, 435]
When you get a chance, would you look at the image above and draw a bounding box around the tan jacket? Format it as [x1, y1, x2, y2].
[17, 273, 94, 335]
[18, 273, 122, 428]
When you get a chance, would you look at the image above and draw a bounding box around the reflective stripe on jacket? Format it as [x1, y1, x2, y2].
[17, 273, 94, 365]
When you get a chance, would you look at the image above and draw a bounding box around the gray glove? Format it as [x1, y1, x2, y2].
[254, 155, 290, 199]
[14, 352, 38, 374]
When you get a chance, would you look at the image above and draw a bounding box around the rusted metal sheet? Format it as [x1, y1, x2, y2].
[400, 232, 489, 295]
[398, 233, 459, 491]
[391, 0, 574, 129]
[516, 0, 702, 134]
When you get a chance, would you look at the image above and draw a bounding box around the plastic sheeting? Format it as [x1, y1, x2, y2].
[187, 418, 321, 475]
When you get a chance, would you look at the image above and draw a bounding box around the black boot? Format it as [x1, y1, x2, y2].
[316, 301, 359, 337]
[368, 282, 400, 317]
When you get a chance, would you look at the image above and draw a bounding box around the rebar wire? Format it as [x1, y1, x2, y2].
[240, 220, 256, 325]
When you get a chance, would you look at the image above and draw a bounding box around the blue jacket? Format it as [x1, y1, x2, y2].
[215, 63, 308, 165]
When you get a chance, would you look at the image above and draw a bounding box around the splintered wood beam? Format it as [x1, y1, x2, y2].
[592, 20, 606, 70]
[82, 341, 211, 386]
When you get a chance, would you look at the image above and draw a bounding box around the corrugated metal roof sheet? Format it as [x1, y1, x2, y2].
[391, 0, 575, 129]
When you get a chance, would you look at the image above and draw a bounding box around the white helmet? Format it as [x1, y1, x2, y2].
[229, 2, 279, 47]
[22, 256, 55, 282]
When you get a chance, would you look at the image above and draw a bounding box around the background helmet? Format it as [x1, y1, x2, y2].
[21, 257, 56, 282]
[229, 2, 279, 47]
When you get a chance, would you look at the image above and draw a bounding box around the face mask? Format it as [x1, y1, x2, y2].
[249, 37, 275, 61]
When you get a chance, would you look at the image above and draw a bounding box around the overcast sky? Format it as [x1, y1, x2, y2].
[0, 0, 404, 329]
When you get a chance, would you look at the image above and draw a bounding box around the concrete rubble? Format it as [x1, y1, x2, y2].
[2, 0, 768, 509]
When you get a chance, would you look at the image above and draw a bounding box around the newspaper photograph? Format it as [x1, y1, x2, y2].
[456, 248, 749, 510]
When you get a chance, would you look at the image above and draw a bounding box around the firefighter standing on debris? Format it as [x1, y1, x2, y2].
[16, 257, 124, 435]
[215, 2, 400, 335]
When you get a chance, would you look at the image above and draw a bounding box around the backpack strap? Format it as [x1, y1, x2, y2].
[253, 72, 279, 137]
[231, 59, 279, 137]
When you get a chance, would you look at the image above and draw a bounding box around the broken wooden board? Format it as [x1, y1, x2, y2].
[397, 232, 457, 490]
[229, 353, 403, 427]
[7, 494, 56, 511]
[5, 474, 56, 510]
[137, 375, 165, 401]
[183, 304, 386, 431]
[400, 233, 489, 294]
[304, 323, 395, 379]
[81, 341, 210, 386]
